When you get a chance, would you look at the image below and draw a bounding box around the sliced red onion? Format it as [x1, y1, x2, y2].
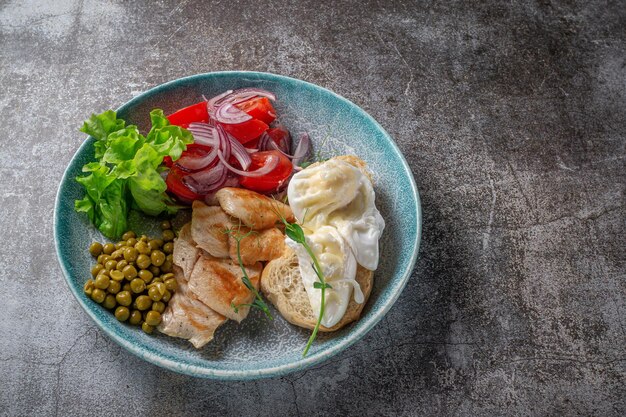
[182, 164, 227, 194]
[222, 174, 240, 188]
[229, 88, 276, 102]
[245, 148, 259, 154]
[226, 132, 252, 170]
[215, 102, 253, 124]
[188, 123, 218, 147]
[207, 90, 233, 109]
[257, 131, 271, 151]
[217, 149, 279, 177]
[215, 125, 231, 161]
[175, 146, 218, 171]
[292, 133, 312, 167]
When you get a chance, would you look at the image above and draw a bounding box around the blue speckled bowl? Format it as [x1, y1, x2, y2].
[54, 71, 421, 379]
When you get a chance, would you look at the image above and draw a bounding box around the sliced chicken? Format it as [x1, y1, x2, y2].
[157, 266, 227, 348]
[173, 223, 199, 281]
[216, 187, 294, 230]
[229, 227, 286, 265]
[188, 255, 262, 322]
[191, 201, 233, 258]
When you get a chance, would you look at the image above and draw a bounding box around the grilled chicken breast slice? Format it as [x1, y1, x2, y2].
[173, 223, 200, 281]
[157, 266, 227, 348]
[216, 187, 294, 230]
[191, 201, 233, 258]
[229, 227, 286, 265]
[188, 256, 262, 322]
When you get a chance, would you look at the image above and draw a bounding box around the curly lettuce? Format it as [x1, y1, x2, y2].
[74, 109, 193, 239]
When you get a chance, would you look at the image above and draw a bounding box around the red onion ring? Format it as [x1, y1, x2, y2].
[182, 164, 227, 194]
[175, 146, 218, 171]
[215, 102, 253, 124]
[226, 132, 252, 170]
[217, 149, 279, 177]
[292, 133, 312, 167]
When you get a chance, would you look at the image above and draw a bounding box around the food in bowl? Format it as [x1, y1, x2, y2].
[75, 88, 385, 355]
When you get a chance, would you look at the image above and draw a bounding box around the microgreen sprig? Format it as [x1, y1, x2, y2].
[223, 224, 273, 320]
[275, 212, 331, 357]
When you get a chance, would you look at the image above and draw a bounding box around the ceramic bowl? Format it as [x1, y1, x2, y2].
[54, 71, 421, 379]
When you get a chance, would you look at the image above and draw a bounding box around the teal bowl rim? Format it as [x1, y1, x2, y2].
[54, 71, 422, 380]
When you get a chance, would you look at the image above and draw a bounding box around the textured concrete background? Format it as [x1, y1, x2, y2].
[1, 0, 625, 415]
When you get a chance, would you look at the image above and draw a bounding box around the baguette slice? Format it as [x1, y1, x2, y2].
[261, 245, 373, 332]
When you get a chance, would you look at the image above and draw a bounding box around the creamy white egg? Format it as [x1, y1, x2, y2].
[286, 159, 385, 327]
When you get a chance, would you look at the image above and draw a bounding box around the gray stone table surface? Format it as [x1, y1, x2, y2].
[1, 0, 624, 415]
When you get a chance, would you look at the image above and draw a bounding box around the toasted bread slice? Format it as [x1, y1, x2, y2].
[261, 245, 373, 332]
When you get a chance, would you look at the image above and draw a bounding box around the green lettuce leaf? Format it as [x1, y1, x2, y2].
[74, 109, 192, 239]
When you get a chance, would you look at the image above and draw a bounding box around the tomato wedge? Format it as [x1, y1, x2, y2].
[239, 151, 293, 193]
[266, 126, 291, 151]
[163, 143, 212, 169]
[235, 97, 276, 125]
[167, 101, 209, 128]
[165, 165, 204, 202]
[221, 119, 268, 145]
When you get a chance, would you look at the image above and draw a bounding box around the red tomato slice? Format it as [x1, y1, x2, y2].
[167, 101, 209, 128]
[239, 151, 293, 193]
[166, 165, 205, 202]
[221, 119, 268, 145]
[163, 143, 212, 169]
[266, 126, 290, 150]
[235, 97, 276, 125]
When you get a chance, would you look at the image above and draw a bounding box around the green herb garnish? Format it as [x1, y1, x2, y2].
[224, 225, 273, 320]
[275, 213, 330, 357]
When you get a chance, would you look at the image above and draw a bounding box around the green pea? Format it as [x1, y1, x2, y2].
[126, 237, 137, 247]
[110, 249, 124, 260]
[152, 301, 165, 313]
[138, 269, 153, 284]
[161, 220, 172, 230]
[135, 241, 150, 255]
[135, 295, 152, 311]
[84, 279, 95, 296]
[164, 278, 178, 292]
[129, 310, 142, 325]
[160, 260, 172, 273]
[107, 280, 121, 294]
[130, 278, 146, 294]
[162, 290, 172, 303]
[91, 288, 106, 303]
[115, 242, 124, 250]
[122, 265, 137, 279]
[162, 241, 174, 254]
[124, 247, 138, 262]
[97, 254, 109, 265]
[141, 322, 154, 334]
[148, 286, 163, 301]
[91, 264, 104, 278]
[122, 231, 136, 241]
[104, 259, 117, 271]
[122, 283, 132, 292]
[116, 260, 128, 271]
[150, 250, 165, 267]
[102, 243, 115, 255]
[145, 311, 162, 326]
[89, 242, 103, 257]
[115, 291, 132, 307]
[103, 294, 117, 309]
[162, 229, 175, 242]
[136, 254, 151, 270]
[148, 239, 163, 251]
[94, 274, 110, 290]
[151, 277, 163, 284]
[110, 270, 125, 282]
[115, 306, 130, 322]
